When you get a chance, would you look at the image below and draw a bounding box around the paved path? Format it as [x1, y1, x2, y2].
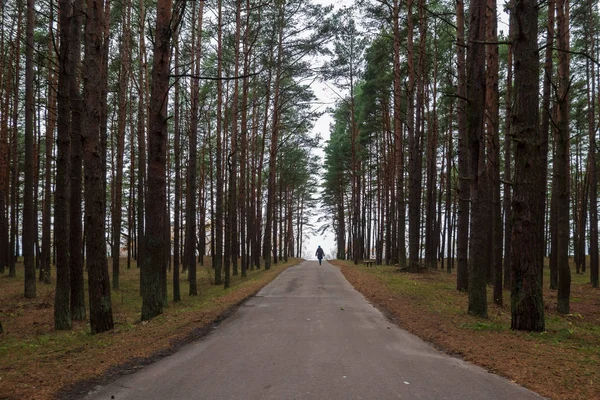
[85, 260, 543, 400]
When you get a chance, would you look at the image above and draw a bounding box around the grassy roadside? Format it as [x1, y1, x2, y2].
[0, 257, 300, 400]
[330, 259, 600, 400]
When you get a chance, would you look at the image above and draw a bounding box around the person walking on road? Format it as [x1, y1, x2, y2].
[315, 245, 325, 265]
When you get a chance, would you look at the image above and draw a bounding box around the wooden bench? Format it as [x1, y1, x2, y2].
[365, 259, 376, 268]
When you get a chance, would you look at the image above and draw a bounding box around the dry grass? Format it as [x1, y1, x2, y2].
[331, 259, 600, 400]
[0, 257, 299, 400]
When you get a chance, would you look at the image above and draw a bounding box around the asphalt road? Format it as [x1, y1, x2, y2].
[84, 260, 544, 400]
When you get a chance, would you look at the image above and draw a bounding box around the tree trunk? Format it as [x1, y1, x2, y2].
[587, 0, 598, 288]
[9, 3, 23, 279]
[510, 0, 544, 331]
[112, 0, 132, 290]
[23, 0, 36, 299]
[0, 4, 8, 275]
[555, 0, 571, 314]
[455, 0, 469, 291]
[445, 100, 453, 274]
[69, 0, 86, 322]
[214, 0, 224, 284]
[503, 9, 514, 291]
[239, 0, 251, 278]
[41, 14, 57, 284]
[425, 28, 438, 270]
[82, 0, 114, 333]
[137, 0, 147, 293]
[406, 0, 419, 272]
[172, 28, 181, 302]
[186, 0, 204, 296]
[486, 0, 502, 305]
[142, 0, 173, 320]
[392, 0, 406, 266]
[226, 0, 241, 287]
[466, 0, 488, 318]
[54, 0, 74, 330]
[264, 3, 285, 271]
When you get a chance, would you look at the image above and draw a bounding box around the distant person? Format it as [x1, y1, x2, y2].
[315, 245, 325, 265]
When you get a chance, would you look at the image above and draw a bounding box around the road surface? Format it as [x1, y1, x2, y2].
[85, 260, 543, 400]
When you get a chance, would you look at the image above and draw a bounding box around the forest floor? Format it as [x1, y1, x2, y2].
[330, 259, 600, 400]
[0, 257, 300, 400]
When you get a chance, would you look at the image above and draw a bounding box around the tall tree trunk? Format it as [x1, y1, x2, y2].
[142, 0, 173, 320]
[55, 0, 73, 330]
[445, 101, 453, 274]
[112, 0, 132, 290]
[228, 0, 241, 281]
[425, 23, 437, 270]
[128, 92, 135, 271]
[137, 0, 147, 292]
[486, 0, 502, 305]
[100, 0, 111, 243]
[41, 12, 57, 284]
[82, 0, 114, 333]
[406, 0, 419, 272]
[239, 0, 251, 278]
[587, 0, 598, 288]
[172, 27, 181, 302]
[214, 0, 224, 284]
[510, 0, 544, 331]
[0, 2, 8, 275]
[455, 0, 469, 291]
[69, 0, 86, 321]
[23, 0, 36, 299]
[466, 0, 488, 318]
[187, 0, 204, 296]
[8, 0, 23, 278]
[540, 0, 558, 289]
[9, 2, 23, 278]
[503, 9, 514, 290]
[555, 0, 571, 314]
[264, 3, 284, 271]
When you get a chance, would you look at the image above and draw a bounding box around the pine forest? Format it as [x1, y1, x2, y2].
[0, 0, 599, 398]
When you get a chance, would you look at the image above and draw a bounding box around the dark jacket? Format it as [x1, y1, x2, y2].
[315, 247, 324, 259]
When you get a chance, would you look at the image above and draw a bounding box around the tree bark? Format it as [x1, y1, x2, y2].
[112, 0, 132, 290]
[486, 0, 502, 305]
[186, 0, 204, 296]
[264, 3, 285, 271]
[555, 0, 571, 314]
[137, 0, 147, 292]
[69, 0, 86, 321]
[540, 0, 555, 291]
[587, 0, 598, 288]
[229, 0, 242, 280]
[392, 0, 405, 266]
[23, 0, 36, 299]
[510, 0, 544, 331]
[55, 0, 74, 330]
[172, 26, 181, 302]
[0, 3, 8, 275]
[214, 0, 224, 284]
[407, 0, 419, 272]
[82, 0, 114, 333]
[41, 13, 57, 284]
[9, 3, 23, 278]
[466, 0, 488, 318]
[455, 0, 469, 291]
[503, 10, 514, 291]
[142, 0, 173, 320]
